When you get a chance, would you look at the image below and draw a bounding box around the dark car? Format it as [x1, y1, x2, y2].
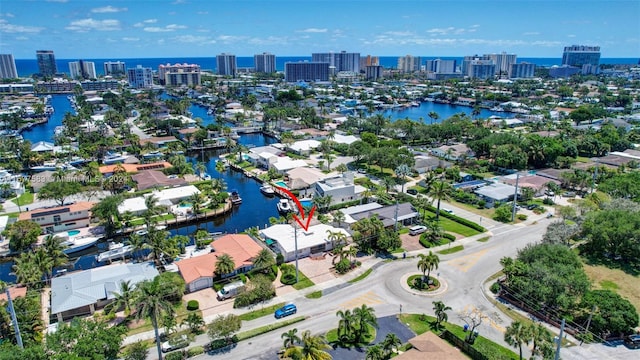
[526, 204, 538, 210]
[407, 189, 418, 195]
[275, 303, 297, 319]
[624, 334, 640, 349]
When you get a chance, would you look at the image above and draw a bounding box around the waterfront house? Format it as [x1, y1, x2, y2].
[131, 169, 187, 191]
[176, 234, 263, 293]
[431, 144, 475, 161]
[248, 145, 284, 169]
[18, 201, 95, 235]
[150, 185, 201, 207]
[50, 262, 158, 322]
[98, 161, 172, 175]
[349, 202, 419, 228]
[260, 224, 350, 262]
[314, 172, 366, 206]
[138, 136, 181, 149]
[288, 139, 321, 156]
[271, 157, 309, 175]
[286, 167, 330, 190]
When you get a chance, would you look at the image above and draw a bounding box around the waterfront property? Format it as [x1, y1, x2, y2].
[395, 331, 468, 360]
[50, 261, 158, 322]
[18, 201, 95, 235]
[314, 172, 366, 206]
[260, 223, 350, 262]
[176, 234, 263, 293]
[350, 202, 420, 228]
[98, 161, 172, 175]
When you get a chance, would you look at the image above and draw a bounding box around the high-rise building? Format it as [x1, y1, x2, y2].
[425, 59, 457, 74]
[217, 53, 237, 77]
[285, 62, 329, 82]
[487, 52, 517, 75]
[36, 50, 57, 76]
[461, 55, 491, 75]
[467, 60, 496, 79]
[254, 52, 276, 73]
[0, 54, 18, 79]
[562, 45, 600, 75]
[127, 65, 154, 89]
[364, 65, 383, 81]
[103, 61, 126, 76]
[397, 55, 422, 72]
[509, 62, 536, 79]
[158, 63, 201, 86]
[360, 55, 380, 69]
[312, 51, 361, 73]
[69, 60, 97, 79]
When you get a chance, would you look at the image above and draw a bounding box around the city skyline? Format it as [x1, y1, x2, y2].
[1, 0, 638, 59]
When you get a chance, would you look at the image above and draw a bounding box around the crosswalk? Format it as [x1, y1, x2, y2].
[337, 290, 386, 310]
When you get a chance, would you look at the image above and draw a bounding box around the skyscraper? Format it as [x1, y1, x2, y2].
[217, 53, 237, 77]
[509, 62, 536, 79]
[285, 62, 329, 82]
[562, 45, 600, 75]
[487, 52, 517, 75]
[158, 63, 201, 86]
[103, 61, 126, 76]
[0, 54, 18, 79]
[397, 55, 422, 72]
[69, 60, 97, 79]
[254, 52, 276, 73]
[312, 51, 361, 73]
[127, 65, 154, 89]
[36, 50, 57, 76]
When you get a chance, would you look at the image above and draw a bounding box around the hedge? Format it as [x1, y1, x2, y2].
[164, 351, 186, 360]
[186, 300, 199, 311]
[442, 233, 456, 242]
[421, 203, 486, 232]
[187, 346, 204, 357]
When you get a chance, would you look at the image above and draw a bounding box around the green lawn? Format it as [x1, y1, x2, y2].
[348, 268, 373, 284]
[238, 303, 285, 322]
[477, 236, 490, 242]
[437, 245, 464, 255]
[292, 270, 315, 290]
[399, 314, 519, 360]
[130, 213, 176, 226]
[305, 291, 322, 299]
[14, 191, 34, 206]
[422, 210, 481, 237]
[236, 316, 306, 341]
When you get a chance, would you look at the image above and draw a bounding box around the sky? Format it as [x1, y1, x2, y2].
[0, 0, 638, 59]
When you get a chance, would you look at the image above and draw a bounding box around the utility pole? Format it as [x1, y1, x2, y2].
[554, 318, 565, 360]
[393, 197, 399, 232]
[511, 173, 520, 222]
[5, 288, 23, 349]
[294, 221, 299, 283]
[580, 305, 596, 346]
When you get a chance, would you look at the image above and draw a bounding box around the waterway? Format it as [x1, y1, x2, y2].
[378, 101, 512, 122]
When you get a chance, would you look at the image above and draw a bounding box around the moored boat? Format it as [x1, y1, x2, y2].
[96, 244, 133, 263]
[230, 190, 242, 205]
[62, 235, 102, 254]
[277, 199, 294, 214]
[260, 184, 276, 196]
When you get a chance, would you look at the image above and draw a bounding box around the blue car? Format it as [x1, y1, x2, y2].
[275, 303, 297, 319]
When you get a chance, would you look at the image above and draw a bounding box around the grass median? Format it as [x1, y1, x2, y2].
[236, 316, 306, 341]
[238, 302, 285, 322]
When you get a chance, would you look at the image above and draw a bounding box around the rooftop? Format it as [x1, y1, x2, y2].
[260, 224, 350, 253]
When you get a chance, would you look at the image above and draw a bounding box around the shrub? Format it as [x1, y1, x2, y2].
[212, 283, 223, 291]
[542, 197, 554, 205]
[165, 351, 186, 360]
[187, 346, 204, 357]
[490, 282, 501, 294]
[516, 214, 527, 221]
[280, 272, 297, 285]
[238, 273, 247, 283]
[334, 258, 351, 274]
[442, 233, 456, 242]
[275, 253, 284, 265]
[186, 300, 199, 311]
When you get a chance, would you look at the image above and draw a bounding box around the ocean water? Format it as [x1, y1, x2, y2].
[14, 56, 638, 78]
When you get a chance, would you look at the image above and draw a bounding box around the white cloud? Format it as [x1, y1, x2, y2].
[426, 25, 479, 36]
[523, 32, 540, 36]
[91, 6, 127, 13]
[247, 36, 289, 46]
[567, 34, 576, 38]
[143, 24, 186, 32]
[171, 35, 215, 44]
[217, 34, 246, 43]
[364, 35, 561, 48]
[197, 11, 209, 15]
[1, 13, 15, 18]
[0, 19, 44, 33]
[134, 19, 157, 27]
[384, 31, 415, 37]
[122, 37, 140, 42]
[297, 28, 327, 33]
[65, 18, 121, 31]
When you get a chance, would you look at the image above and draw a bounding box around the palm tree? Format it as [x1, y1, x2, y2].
[504, 320, 531, 360]
[106, 280, 136, 316]
[214, 253, 236, 277]
[189, 191, 207, 220]
[332, 211, 346, 228]
[253, 248, 275, 272]
[128, 233, 146, 262]
[182, 312, 205, 334]
[428, 111, 439, 125]
[215, 159, 226, 179]
[432, 301, 452, 329]
[336, 309, 355, 342]
[134, 279, 174, 360]
[353, 304, 377, 343]
[145, 229, 176, 266]
[41, 234, 68, 270]
[394, 164, 412, 194]
[417, 251, 440, 286]
[529, 323, 553, 359]
[381, 333, 402, 357]
[281, 328, 301, 348]
[326, 230, 347, 249]
[92, 195, 124, 237]
[143, 194, 163, 228]
[428, 180, 452, 220]
[195, 161, 207, 179]
[11, 252, 42, 287]
[32, 248, 54, 285]
[299, 330, 332, 360]
[365, 344, 385, 360]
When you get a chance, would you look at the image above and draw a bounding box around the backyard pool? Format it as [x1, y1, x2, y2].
[274, 181, 288, 189]
[179, 203, 192, 208]
[300, 200, 313, 208]
[67, 230, 81, 237]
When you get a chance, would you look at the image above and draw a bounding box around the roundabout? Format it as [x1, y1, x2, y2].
[400, 273, 448, 296]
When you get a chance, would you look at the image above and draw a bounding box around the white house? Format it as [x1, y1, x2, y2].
[332, 133, 359, 145]
[272, 157, 309, 175]
[314, 172, 366, 206]
[288, 139, 321, 155]
[18, 201, 95, 234]
[117, 197, 148, 216]
[50, 262, 158, 322]
[260, 223, 350, 262]
[149, 185, 200, 206]
[286, 167, 330, 190]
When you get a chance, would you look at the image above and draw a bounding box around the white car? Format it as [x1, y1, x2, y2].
[442, 208, 454, 215]
[161, 334, 189, 353]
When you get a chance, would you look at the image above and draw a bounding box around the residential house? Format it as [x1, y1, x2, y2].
[331, 133, 359, 145]
[288, 139, 321, 156]
[0, 169, 24, 195]
[248, 145, 284, 169]
[18, 201, 96, 234]
[139, 136, 181, 149]
[260, 224, 350, 262]
[413, 155, 451, 173]
[349, 202, 419, 228]
[314, 172, 366, 206]
[394, 331, 468, 360]
[98, 161, 172, 175]
[272, 157, 309, 175]
[474, 182, 518, 208]
[131, 170, 187, 191]
[50, 262, 159, 322]
[176, 234, 263, 293]
[286, 167, 330, 190]
[431, 144, 475, 161]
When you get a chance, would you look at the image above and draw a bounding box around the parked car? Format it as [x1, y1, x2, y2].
[624, 334, 640, 349]
[442, 208, 454, 215]
[275, 303, 297, 319]
[526, 204, 538, 210]
[409, 225, 427, 236]
[407, 189, 418, 195]
[161, 334, 189, 353]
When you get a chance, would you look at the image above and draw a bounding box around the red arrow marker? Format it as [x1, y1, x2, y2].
[274, 186, 316, 231]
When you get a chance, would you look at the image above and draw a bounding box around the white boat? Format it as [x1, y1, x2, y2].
[260, 185, 276, 196]
[200, 172, 212, 180]
[103, 152, 130, 165]
[277, 199, 294, 214]
[62, 235, 102, 254]
[97, 244, 133, 263]
[230, 190, 242, 205]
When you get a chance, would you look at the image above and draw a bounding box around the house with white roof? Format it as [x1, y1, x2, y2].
[315, 172, 366, 206]
[260, 223, 350, 262]
[272, 157, 309, 175]
[332, 133, 359, 145]
[286, 167, 330, 190]
[149, 185, 200, 206]
[288, 139, 321, 156]
[117, 197, 148, 216]
[50, 262, 158, 322]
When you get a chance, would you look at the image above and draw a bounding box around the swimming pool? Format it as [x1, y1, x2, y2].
[67, 230, 81, 236]
[274, 181, 288, 189]
[300, 200, 313, 208]
[179, 203, 192, 208]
